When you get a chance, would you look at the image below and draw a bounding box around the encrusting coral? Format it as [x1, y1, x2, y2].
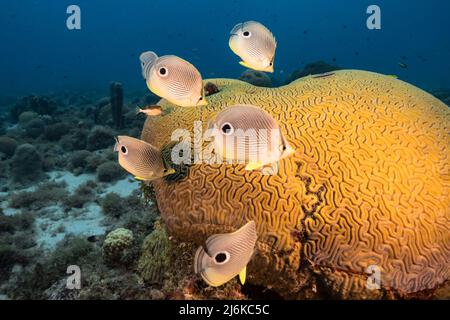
[141, 70, 450, 299]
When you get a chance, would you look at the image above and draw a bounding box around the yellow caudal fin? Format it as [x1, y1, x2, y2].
[239, 267, 247, 285]
[245, 162, 264, 171]
[165, 168, 176, 175]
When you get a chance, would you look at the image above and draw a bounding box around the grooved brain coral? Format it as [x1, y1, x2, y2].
[141, 70, 450, 297]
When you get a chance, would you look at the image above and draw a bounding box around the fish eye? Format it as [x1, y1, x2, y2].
[120, 145, 128, 155]
[214, 251, 230, 265]
[242, 31, 251, 38]
[158, 67, 168, 77]
[279, 144, 287, 152]
[221, 122, 234, 135]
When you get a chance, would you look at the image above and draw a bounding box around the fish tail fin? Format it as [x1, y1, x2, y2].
[239, 267, 247, 285]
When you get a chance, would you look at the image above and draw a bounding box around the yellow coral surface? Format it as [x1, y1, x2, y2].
[141, 70, 449, 296]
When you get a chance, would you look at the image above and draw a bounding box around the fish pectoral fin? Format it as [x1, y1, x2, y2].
[239, 61, 253, 69]
[134, 176, 147, 181]
[239, 267, 247, 285]
[245, 162, 264, 171]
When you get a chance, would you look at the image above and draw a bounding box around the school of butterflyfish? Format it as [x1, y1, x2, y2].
[114, 21, 285, 287]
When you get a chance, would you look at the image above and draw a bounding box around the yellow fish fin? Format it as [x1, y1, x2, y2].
[134, 176, 147, 181]
[239, 61, 254, 69]
[245, 162, 264, 171]
[239, 267, 247, 285]
[165, 168, 176, 175]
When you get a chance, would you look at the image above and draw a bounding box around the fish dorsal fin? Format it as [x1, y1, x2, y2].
[140, 51, 158, 79]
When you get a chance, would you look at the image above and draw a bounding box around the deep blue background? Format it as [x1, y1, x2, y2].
[1, 0, 449, 95]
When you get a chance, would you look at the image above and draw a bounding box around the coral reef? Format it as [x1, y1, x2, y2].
[102, 228, 134, 264]
[17, 111, 38, 125]
[87, 126, 114, 151]
[239, 69, 272, 87]
[9, 182, 68, 210]
[10, 95, 58, 122]
[285, 60, 341, 84]
[10, 143, 44, 186]
[142, 71, 450, 298]
[43, 122, 70, 141]
[96, 161, 124, 182]
[62, 180, 96, 209]
[60, 129, 88, 151]
[101, 192, 124, 217]
[0, 136, 18, 158]
[24, 117, 45, 138]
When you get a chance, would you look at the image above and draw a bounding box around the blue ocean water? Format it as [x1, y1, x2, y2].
[1, 0, 449, 95]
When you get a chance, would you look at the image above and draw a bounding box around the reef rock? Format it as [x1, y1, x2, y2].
[285, 60, 341, 84]
[239, 69, 272, 87]
[141, 70, 450, 298]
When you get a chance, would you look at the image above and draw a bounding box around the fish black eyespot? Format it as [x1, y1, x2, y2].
[214, 251, 230, 265]
[158, 67, 168, 77]
[243, 31, 251, 38]
[221, 122, 234, 135]
[120, 145, 128, 155]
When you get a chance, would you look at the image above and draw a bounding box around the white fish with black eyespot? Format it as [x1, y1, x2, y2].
[194, 221, 258, 287]
[139, 51, 207, 107]
[207, 104, 295, 171]
[229, 21, 277, 73]
[113, 135, 175, 181]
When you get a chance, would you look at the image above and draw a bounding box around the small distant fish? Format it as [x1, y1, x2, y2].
[114, 136, 175, 181]
[208, 104, 295, 171]
[140, 51, 207, 107]
[136, 105, 163, 116]
[229, 21, 277, 73]
[398, 62, 408, 69]
[194, 221, 258, 287]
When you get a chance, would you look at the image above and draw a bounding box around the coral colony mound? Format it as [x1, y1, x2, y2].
[0, 69, 449, 300]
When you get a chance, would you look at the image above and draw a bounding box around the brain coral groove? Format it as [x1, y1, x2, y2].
[141, 70, 449, 297]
